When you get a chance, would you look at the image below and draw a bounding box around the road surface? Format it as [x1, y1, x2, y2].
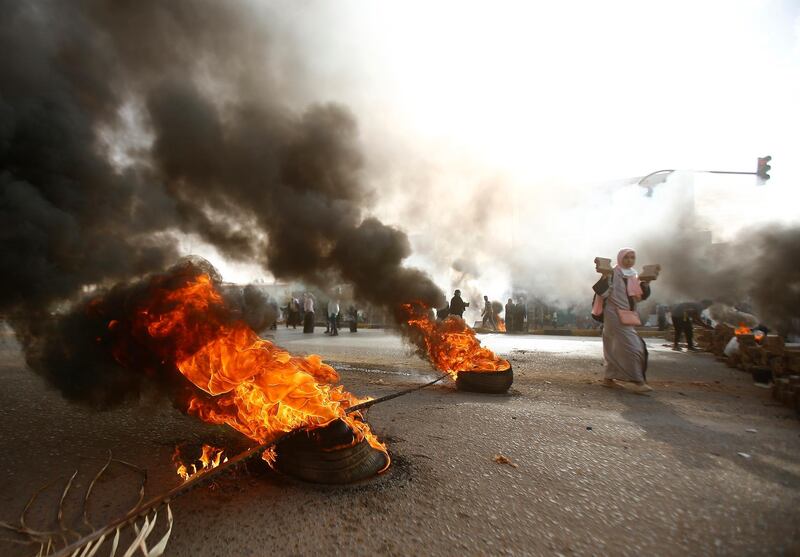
[1, 325, 798, 556]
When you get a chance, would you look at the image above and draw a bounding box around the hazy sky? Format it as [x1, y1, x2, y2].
[204, 0, 800, 285]
[292, 1, 797, 173]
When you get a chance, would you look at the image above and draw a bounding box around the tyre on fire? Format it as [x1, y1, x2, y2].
[274, 419, 389, 484]
[455, 366, 513, 394]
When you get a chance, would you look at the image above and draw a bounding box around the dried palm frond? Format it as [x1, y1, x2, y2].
[7, 429, 301, 557]
[0, 452, 156, 557]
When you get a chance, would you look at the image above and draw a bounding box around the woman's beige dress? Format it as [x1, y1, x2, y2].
[601, 272, 648, 382]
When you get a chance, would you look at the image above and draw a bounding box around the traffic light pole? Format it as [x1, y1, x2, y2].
[638, 156, 772, 191]
[639, 169, 761, 184]
[705, 170, 760, 176]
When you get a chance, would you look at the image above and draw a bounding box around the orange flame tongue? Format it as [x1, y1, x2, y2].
[173, 444, 228, 481]
[733, 322, 765, 342]
[134, 274, 387, 464]
[401, 303, 510, 379]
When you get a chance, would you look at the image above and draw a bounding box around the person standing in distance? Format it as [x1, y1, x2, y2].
[449, 289, 469, 319]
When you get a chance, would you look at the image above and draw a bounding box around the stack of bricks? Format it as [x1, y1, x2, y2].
[701, 324, 800, 417]
[711, 324, 734, 357]
[773, 346, 800, 417]
[664, 326, 718, 349]
[694, 328, 714, 351]
[737, 334, 761, 371]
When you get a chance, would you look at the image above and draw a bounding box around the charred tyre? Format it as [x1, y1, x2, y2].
[455, 366, 513, 394]
[274, 419, 389, 484]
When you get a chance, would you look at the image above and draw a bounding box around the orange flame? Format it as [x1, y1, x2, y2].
[734, 322, 764, 342]
[497, 318, 506, 333]
[134, 274, 388, 472]
[401, 303, 510, 380]
[261, 446, 278, 468]
[173, 444, 228, 481]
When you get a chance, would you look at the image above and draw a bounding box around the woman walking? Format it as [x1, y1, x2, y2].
[592, 248, 653, 393]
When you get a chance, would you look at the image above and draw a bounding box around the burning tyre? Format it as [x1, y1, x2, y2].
[274, 419, 390, 484]
[456, 365, 513, 394]
[401, 305, 513, 393]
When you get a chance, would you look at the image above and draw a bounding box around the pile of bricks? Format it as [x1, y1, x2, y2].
[696, 324, 800, 416]
[695, 324, 733, 359]
[773, 347, 800, 415]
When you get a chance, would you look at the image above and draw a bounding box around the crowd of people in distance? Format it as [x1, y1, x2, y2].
[277, 285, 725, 356]
[503, 297, 528, 333]
[260, 247, 783, 403]
[282, 291, 359, 336]
[277, 284, 714, 346]
[439, 290, 528, 333]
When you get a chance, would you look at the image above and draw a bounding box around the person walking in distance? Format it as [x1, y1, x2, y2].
[482, 295, 495, 330]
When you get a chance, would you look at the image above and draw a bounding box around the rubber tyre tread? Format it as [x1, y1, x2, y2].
[456, 367, 513, 394]
[276, 438, 388, 484]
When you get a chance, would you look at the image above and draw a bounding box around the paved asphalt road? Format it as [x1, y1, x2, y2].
[1, 324, 798, 556]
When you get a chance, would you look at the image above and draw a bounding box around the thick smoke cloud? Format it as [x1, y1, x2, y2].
[15, 258, 221, 408]
[1, 1, 442, 314]
[0, 1, 182, 316]
[1, 0, 443, 404]
[16, 257, 280, 409]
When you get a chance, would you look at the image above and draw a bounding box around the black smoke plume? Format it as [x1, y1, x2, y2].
[1, 0, 443, 405]
[14, 258, 223, 408]
[0, 1, 183, 316]
[640, 221, 800, 335]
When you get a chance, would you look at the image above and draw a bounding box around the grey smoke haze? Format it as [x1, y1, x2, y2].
[381, 164, 799, 332]
[640, 222, 800, 334]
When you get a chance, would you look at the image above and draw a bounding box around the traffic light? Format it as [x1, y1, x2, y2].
[756, 155, 772, 180]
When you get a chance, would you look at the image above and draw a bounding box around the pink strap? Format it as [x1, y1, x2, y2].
[591, 294, 604, 316]
[626, 276, 643, 299]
